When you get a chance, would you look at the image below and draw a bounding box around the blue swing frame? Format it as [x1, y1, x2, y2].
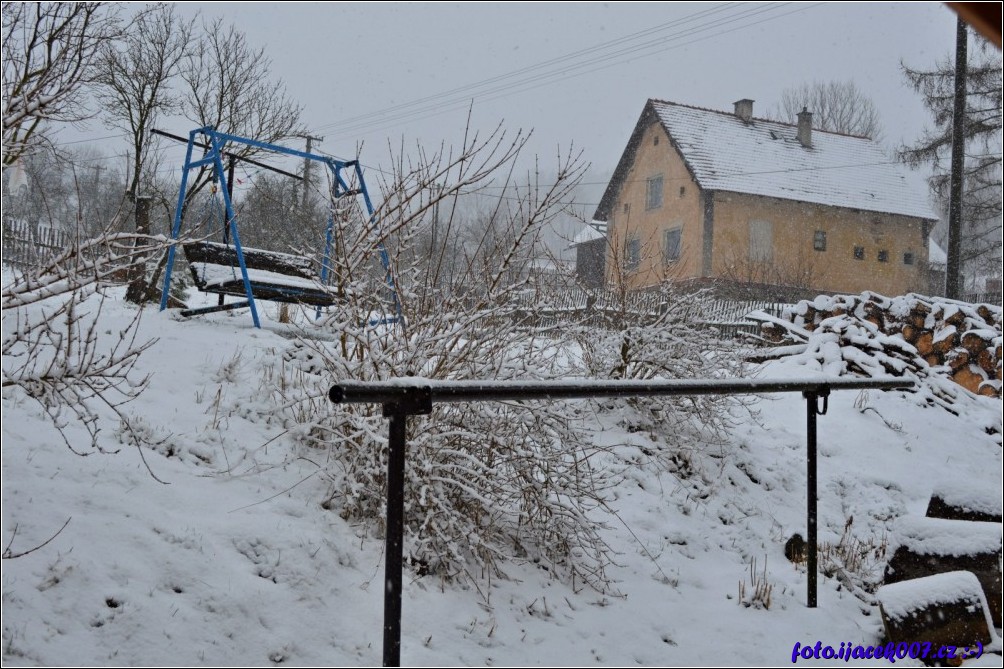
[159, 126, 402, 328]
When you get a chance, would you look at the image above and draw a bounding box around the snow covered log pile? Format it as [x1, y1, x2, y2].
[877, 571, 996, 654]
[883, 516, 1003, 626]
[750, 292, 1002, 400]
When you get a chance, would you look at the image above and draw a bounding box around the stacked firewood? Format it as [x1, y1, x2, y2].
[753, 292, 1002, 399]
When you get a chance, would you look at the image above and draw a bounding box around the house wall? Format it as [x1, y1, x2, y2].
[604, 120, 932, 297]
[605, 121, 703, 290]
[711, 192, 931, 295]
[574, 239, 606, 288]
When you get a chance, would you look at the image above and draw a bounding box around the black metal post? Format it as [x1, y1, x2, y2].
[803, 389, 828, 608]
[383, 405, 407, 667]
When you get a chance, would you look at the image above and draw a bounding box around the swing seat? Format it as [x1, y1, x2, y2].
[182, 241, 339, 307]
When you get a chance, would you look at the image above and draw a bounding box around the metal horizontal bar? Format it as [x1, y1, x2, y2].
[212, 129, 347, 168]
[153, 128, 304, 181]
[180, 300, 251, 317]
[329, 377, 914, 406]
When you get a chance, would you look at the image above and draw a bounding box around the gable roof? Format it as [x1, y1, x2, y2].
[595, 99, 938, 222]
[570, 220, 607, 247]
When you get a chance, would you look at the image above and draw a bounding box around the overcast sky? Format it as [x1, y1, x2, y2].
[61, 2, 965, 214]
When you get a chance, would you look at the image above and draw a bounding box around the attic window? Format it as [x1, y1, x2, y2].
[903, 252, 915, 265]
[853, 246, 865, 260]
[878, 250, 889, 263]
[813, 230, 826, 251]
[679, 186, 686, 198]
[653, 135, 659, 146]
[646, 175, 664, 210]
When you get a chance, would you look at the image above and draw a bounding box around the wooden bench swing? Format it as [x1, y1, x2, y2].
[158, 126, 400, 328]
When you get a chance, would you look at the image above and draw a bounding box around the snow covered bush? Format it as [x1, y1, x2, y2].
[571, 284, 752, 478]
[264, 127, 621, 591]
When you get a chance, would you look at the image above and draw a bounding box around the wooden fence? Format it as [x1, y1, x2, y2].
[2, 219, 72, 271]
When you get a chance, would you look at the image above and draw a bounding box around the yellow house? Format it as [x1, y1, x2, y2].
[593, 98, 939, 297]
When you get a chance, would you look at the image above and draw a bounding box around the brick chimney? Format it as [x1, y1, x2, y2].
[734, 98, 754, 124]
[797, 107, 813, 147]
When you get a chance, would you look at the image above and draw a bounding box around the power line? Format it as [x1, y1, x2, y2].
[314, 3, 822, 139]
[311, 3, 741, 134]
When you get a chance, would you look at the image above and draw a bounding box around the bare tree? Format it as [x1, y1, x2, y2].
[2, 2, 121, 166]
[772, 80, 882, 139]
[899, 28, 1002, 287]
[94, 3, 195, 200]
[178, 18, 304, 199]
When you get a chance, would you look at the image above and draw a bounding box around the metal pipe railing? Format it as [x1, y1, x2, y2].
[328, 376, 914, 667]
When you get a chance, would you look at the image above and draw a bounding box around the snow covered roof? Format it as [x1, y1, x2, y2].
[595, 99, 938, 222]
[928, 239, 947, 266]
[570, 221, 607, 246]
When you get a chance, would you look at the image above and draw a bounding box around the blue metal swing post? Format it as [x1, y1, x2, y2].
[159, 126, 402, 329]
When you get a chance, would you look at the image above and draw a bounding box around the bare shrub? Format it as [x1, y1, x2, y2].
[260, 123, 625, 591]
[2, 232, 164, 476]
[571, 282, 753, 480]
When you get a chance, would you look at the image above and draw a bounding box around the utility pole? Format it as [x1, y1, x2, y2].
[296, 133, 324, 208]
[946, 16, 967, 300]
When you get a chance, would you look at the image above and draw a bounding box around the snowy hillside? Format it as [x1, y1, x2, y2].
[2, 287, 1002, 666]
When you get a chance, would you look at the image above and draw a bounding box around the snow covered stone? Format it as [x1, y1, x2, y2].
[926, 484, 1003, 524]
[878, 571, 995, 651]
[884, 516, 1002, 626]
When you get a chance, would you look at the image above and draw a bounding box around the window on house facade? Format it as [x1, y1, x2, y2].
[813, 230, 826, 251]
[646, 175, 664, 210]
[664, 227, 682, 264]
[903, 252, 915, 265]
[749, 219, 773, 263]
[878, 250, 889, 262]
[854, 246, 865, 260]
[679, 186, 686, 198]
[625, 237, 641, 272]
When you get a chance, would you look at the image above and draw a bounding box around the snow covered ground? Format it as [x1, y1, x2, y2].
[2, 287, 1001, 666]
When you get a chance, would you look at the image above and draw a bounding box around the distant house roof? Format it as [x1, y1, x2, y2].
[595, 99, 938, 222]
[928, 239, 947, 266]
[570, 220, 607, 247]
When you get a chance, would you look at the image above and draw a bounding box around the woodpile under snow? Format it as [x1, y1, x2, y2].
[748, 292, 1002, 402]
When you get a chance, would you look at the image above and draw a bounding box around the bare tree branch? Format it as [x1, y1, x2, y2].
[771, 80, 882, 140]
[2, 2, 122, 165]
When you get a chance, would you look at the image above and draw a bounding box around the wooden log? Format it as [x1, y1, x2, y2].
[931, 326, 959, 355]
[901, 324, 920, 343]
[863, 304, 886, 331]
[926, 486, 1002, 523]
[946, 351, 969, 371]
[878, 572, 994, 655]
[924, 354, 942, 369]
[884, 517, 1002, 626]
[976, 304, 992, 322]
[978, 381, 1000, 398]
[962, 330, 990, 354]
[907, 303, 931, 329]
[915, 330, 935, 357]
[976, 348, 996, 375]
[952, 365, 986, 394]
[944, 305, 967, 327]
